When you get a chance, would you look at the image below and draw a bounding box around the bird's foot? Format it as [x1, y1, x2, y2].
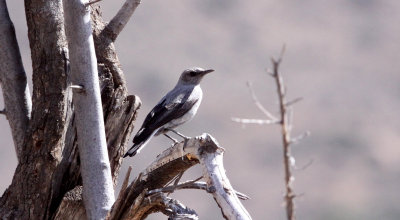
[164, 133, 179, 145]
[169, 129, 190, 141]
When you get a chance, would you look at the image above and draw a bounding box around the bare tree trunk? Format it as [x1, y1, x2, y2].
[0, 0, 70, 218]
[0, 1, 139, 219]
[63, 0, 115, 218]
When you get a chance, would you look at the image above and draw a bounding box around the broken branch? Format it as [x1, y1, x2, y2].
[147, 180, 250, 201]
[85, 0, 102, 7]
[231, 117, 280, 125]
[110, 134, 252, 220]
[132, 193, 199, 220]
[103, 0, 141, 41]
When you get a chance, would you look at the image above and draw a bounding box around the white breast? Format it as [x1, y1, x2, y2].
[163, 85, 203, 128]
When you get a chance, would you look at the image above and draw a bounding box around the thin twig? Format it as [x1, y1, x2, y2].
[231, 117, 280, 125]
[271, 51, 296, 220]
[0, 108, 5, 115]
[246, 81, 278, 121]
[85, 0, 102, 7]
[109, 166, 132, 218]
[290, 131, 311, 144]
[147, 180, 250, 201]
[120, 166, 132, 194]
[285, 97, 303, 107]
[295, 159, 314, 171]
[167, 171, 185, 196]
[151, 176, 203, 195]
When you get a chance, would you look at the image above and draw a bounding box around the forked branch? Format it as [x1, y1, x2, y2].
[110, 134, 252, 220]
[270, 53, 297, 220]
[232, 47, 310, 220]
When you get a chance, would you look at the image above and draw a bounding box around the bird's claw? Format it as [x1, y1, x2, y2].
[169, 129, 191, 140]
[164, 133, 178, 145]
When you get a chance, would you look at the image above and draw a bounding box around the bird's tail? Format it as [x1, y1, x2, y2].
[123, 143, 142, 158]
[123, 129, 157, 158]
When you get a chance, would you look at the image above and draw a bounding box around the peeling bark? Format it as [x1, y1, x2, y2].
[0, 1, 139, 219]
[0, 0, 69, 218]
[110, 134, 251, 220]
[130, 193, 199, 220]
[0, 1, 251, 219]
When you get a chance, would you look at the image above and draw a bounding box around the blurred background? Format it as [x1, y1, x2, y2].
[1, 0, 400, 219]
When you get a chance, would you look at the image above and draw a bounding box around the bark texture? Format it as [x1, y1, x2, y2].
[0, 0, 32, 160]
[0, 1, 251, 219]
[0, 0, 70, 218]
[0, 1, 139, 219]
[128, 192, 199, 220]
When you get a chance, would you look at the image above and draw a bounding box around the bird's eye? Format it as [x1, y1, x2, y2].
[189, 71, 197, 77]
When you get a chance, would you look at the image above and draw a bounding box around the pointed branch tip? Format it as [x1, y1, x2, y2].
[278, 44, 286, 62]
[285, 97, 304, 107]
[104, 0, 142, 42]
[231, 117, 280, 125]
[0, 109, 5, 115]
[85, 0, 102, 7]
[147, 180, 250, 201]
[245, 81, 279, 121]
[69, 85, 86, 93]
[290, 131, 311, 144]
[295, 159, 314, 171]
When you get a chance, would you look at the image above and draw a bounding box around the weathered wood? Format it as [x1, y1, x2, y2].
[0, 0, 69, 218]
[0, 1, 140, 219]
[63, 0, 115, 218]
[53, 4, 141, 220]
[129, 193, 199, 220]
[102, 0, 141, 42]
[110, 134, 251, 220]
[0, 0, 32, 160]
[54, 187, 86, 220]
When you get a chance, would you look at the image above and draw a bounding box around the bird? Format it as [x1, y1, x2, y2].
[123, 67, 214, 158]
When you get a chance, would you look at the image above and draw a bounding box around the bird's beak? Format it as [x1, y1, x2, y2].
[201, 69, 214, 75]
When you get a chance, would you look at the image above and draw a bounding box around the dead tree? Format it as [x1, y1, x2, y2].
[0, 0, 251, 219]
[232, 48, 310, 220]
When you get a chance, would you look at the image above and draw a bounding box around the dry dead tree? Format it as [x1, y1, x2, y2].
[110, 134, 251, 220]
[0, 0, 251, 219]
[233, 48, 310, 220]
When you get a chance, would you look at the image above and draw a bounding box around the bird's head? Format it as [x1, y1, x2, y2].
[178, 67, 214, 85]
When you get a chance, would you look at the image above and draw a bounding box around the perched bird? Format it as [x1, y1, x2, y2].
[123, 67, 214, 158]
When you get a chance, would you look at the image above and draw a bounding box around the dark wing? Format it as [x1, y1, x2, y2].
[132, 90, 198, 145]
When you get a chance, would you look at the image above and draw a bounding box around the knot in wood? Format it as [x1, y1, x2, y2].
[198, 143, 218, 156]
[207, 186, 216, 193]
